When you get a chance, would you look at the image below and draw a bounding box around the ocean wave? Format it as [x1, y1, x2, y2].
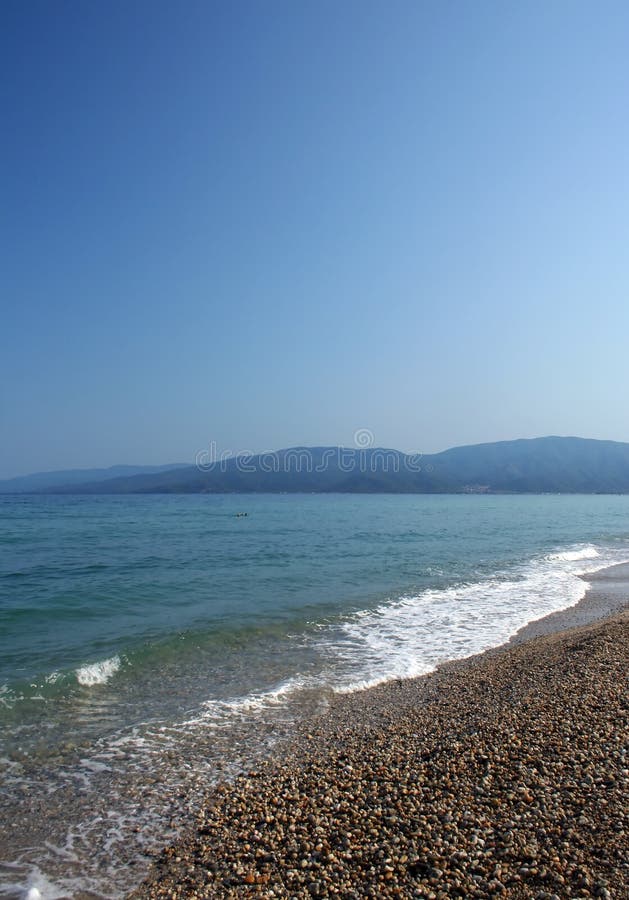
[185, 677, 308, 727]
[170, 541, 629, 726]
[546, 545, 600, 562]
[75, 655, 121, 686]
[327, 542, 621, 693]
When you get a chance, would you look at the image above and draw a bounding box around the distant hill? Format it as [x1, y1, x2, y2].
[24, 436, 629, 494]
[0, 463, 189, 494]
[426, 436, 629, 493]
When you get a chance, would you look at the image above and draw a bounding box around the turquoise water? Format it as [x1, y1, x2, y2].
[2, 493, 629, 898]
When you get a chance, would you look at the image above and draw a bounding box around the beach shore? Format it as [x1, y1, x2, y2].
[131, 567, 629, 899]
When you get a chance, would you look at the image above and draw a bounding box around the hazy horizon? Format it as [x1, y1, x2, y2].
[4, 432, 629, 483]
[3, 1, 629, 479]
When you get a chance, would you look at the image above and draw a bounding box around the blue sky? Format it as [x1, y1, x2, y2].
[2, 1, 629, 477]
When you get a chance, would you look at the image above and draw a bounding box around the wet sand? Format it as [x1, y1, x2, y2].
[131, 568, 629, 899]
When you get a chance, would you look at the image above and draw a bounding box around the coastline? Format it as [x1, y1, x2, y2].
[509, 560, 629, 645]
[130, 564, 629, 899]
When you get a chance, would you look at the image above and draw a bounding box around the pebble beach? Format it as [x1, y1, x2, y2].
[131, 571, 629, 899]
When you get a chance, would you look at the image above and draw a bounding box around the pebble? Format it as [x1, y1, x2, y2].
[130, 612, 629, 898]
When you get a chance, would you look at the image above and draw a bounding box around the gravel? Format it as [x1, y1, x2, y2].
[131, 611, 629, 899]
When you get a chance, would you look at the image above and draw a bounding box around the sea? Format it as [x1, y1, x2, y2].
[2, 492, 629, 899]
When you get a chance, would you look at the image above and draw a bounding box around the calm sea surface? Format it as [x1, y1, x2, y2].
[2, 493, 629, 898]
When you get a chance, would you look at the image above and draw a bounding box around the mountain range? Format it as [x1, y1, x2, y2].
[0, 463, 188, 494]
[5, 437, 629, 494]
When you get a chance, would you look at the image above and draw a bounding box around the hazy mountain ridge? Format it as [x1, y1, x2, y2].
[0, 463, 189, 494]
[9, 436, 629, 495]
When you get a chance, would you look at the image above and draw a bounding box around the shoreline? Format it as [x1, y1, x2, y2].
[130, 564, 629, 898]
[509, 560, 629, 645]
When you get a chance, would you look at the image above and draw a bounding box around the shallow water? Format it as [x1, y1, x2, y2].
[2, 493, 629, 897]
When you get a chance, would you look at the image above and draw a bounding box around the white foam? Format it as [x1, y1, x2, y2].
[8, 863, 113, 900]
[0, 683, 14, 708]
[0, 864, 73, 900]
[547, 545, 600, 562]
[172, 541, 629, 726]
[325, 541, 625, 694]
[185, 677, 306, 727]
[75, 655, 120, 686]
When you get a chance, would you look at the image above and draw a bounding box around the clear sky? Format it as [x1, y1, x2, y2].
[2, 0, 629, 478]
